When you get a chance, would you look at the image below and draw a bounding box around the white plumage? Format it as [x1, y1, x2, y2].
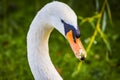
[27, 1, 86, 80]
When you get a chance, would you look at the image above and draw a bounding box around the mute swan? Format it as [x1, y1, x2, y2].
[27, 1, 86, 80]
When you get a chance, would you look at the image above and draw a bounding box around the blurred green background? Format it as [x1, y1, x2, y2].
[0, 0, 120, 80]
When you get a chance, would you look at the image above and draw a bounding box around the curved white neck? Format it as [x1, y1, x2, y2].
[27, 14, 63, 80]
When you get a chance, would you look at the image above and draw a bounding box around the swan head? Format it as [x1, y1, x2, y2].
[42, 1, 87, 60]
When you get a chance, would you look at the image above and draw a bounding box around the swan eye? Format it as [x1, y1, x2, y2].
[61, 19, 80, 42]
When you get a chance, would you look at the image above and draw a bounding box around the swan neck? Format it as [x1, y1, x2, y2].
[27, 24, 62, 80]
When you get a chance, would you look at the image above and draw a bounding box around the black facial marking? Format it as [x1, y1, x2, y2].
[61, 19, 80, 42]
[76, 27, 80, 38]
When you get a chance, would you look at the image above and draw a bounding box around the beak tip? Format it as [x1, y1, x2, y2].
[76, 50, 87, 61]
[79, 56, 86, 61]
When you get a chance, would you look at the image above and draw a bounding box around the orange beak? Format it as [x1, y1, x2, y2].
[66, 30, 87, 60]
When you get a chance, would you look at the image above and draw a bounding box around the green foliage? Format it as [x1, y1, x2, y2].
[71, 0, 120, 80]
[0, 0, 120, 80]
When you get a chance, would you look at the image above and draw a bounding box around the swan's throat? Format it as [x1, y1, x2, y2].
[27, 25, 62, 80]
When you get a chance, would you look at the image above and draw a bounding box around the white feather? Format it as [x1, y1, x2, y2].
[27, 1, 77, 80]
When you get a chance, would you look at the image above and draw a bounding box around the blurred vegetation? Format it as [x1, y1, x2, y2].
[0, 0, 120, 80]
